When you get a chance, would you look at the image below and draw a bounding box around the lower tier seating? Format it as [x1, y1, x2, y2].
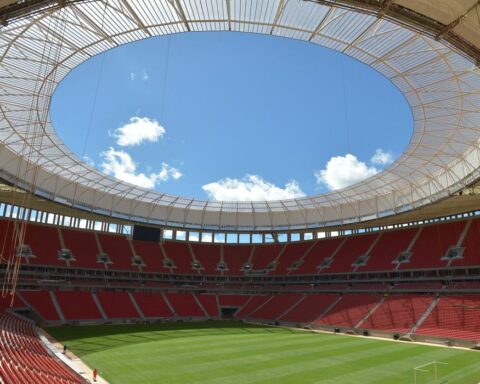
[11, 290, 480, 343]
[416, 295, 480, 341]
[0, 312, 82, 384]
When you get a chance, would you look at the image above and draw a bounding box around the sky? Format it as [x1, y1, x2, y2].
[50, 31, 412, 201]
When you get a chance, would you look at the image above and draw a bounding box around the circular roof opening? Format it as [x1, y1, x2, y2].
[51, 32, 412, 201]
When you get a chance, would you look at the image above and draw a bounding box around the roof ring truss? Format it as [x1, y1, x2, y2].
[0, 0, 480, 231]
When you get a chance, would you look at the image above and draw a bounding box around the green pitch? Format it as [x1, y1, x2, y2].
[47, 321, 480, 384]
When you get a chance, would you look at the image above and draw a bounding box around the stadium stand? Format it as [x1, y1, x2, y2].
[131, 240, 171, 273]
[222, 245, 252, 275]
[356, 228, 418, 271]
[2, 216, 480, 346]
[190, 244, 221, 275]
[165, 293, 205, 317]
[360, 295, 434, 333]
[161, 242, 195, 274]
[18, 291, 61, 322]
[416, 295, 480, 341]
[131, 292, 173, 318]
[248, 294, 303, 320]
[326, 234, 379, 273]
[196, 294, 219, 318]
[279, 294, 339, 324]
[293, 238, 344, 275]
[0, 312, 83, 383]
[61, 228, 100, 269]
[97, 234, 137, 271]
[24, 224, 64, 267]
[399, 221, 465, 269]
[96, 291, 140, 319]
[54, 291, 103, 321]
[314, 294, 382, 328]
[272, 242, 313, 275]
[250, 244, 284, 271]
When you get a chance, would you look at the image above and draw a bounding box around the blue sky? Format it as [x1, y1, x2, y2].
[50, 32, 412, 201]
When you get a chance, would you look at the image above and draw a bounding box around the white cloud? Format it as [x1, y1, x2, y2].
[371, 148, 394, 166]
[315, 154, 378, 191]
[83, 155, 95, 167]
[112, 117, 165, 147]
[130, 69, 149, 81]
[100, 147, 182, 189]
[202, 174, 305, 201]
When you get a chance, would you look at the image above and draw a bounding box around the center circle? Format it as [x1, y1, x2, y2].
[50, 32, 412, 201]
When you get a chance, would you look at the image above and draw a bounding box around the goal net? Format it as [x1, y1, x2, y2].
[413, 361, 448, 384]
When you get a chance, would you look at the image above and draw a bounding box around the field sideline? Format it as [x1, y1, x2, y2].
[47, 321, 480, 384]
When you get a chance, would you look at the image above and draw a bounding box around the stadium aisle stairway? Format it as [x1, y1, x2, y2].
[190, 244, 221, 275]
[165, 293, 205, 317]
[360, 295, 434, 333]
[399, 221, 465, 269]
[96, 291, 140, 319]
[61, 228, 100, 269]
[248, 294, 303, 321]
[315, 294, 382, 328]
[279, 293, 339, 324]
[222, 245, 252, 275]
[416, 295, 480, 341]
[326, 234, 378, 273]
[132, 292, 173, 318]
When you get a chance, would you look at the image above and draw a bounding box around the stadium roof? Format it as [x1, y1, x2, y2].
[0, 0, 480, 231]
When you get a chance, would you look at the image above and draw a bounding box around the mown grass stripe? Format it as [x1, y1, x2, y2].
[47, 321, 480, 384]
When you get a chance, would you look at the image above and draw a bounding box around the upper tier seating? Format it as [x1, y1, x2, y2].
[451, 219, 480, 267]
[2, 217, 480, 277]
[250, 244, 284, 271]
[293, 238, 344, 275]
[400, 221, 465, 269]
[271, 242, 312, 275]
[24, 224, 64, 267]
[417, 295, 480, 341]
[98, 234, 137, 271]
[131, 240, 171, 273]
[190, 244, 221, 275]
[0, 312, 83, 384]
[357, 228, 418, 272]
[61, 228, 100, 269]
[222, 245, 252, 275]
[326, 234, 378, 273]
[161, 242, 194, 274]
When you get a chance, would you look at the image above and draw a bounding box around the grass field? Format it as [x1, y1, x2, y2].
[47, 321, 480, 384]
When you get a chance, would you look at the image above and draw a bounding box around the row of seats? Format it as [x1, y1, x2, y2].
[17, 291, 250, 321]
[13, 289, 480, 342]
[0, 312, 82, 384]
[1, 218, 480, 275]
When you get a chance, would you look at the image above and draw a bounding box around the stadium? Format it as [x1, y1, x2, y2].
[1, 0, 480, 383]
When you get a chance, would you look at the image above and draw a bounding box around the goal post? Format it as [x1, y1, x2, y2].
[413, 361, 448, 384]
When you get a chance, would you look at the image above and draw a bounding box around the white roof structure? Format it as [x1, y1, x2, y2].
[0, 0, 480, 231]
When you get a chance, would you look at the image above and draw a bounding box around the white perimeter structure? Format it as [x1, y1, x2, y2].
[0, 0, 480, 230]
